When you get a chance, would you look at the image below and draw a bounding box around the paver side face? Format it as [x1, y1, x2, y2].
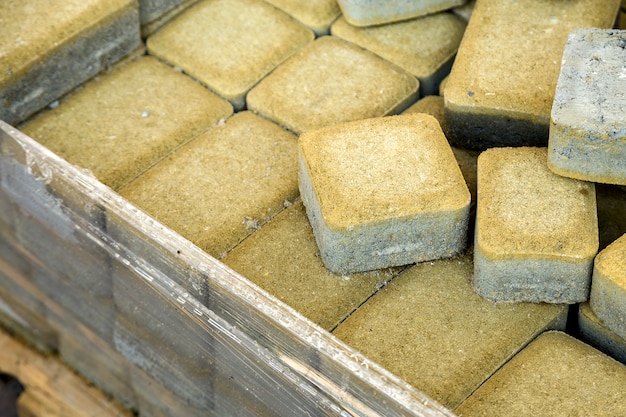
[454, 331, 626, 417]
[331, 13, 466, 95]
[22, 57, 233, 191]
[120, 111, 299, 258]
[264, 0, 341, 35]
[246, 36, 419, 135]
[578, 301, 626, 364]
[147, 0, 314, 110]
[444, 0, 620, 150]
[590, 234, 626, 340]
[548, 29, 626, 186]
[336, 0, 465, 27]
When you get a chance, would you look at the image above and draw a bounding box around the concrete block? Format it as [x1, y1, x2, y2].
[224, 201, 400, 331]
[120, 111, 299, 258]
[264, 0, 341, 36]
[578, 302, 626, 365]
[548, 29, 626, 186]
[331, 12, 466, 96]
[336, 0, 466, 27]
[22, 57, 233, 191]
[139, 0, 197, 26]
[247, 36, 419, 135]
[332, 253, 567, 409]
[147, 0, 314, 110]
[452, 0, 474, 21]
[299, 114, 470, 273]
[455, 331, 626, 417]
[590, 233, 626, 340]
[474, 147, 598, 303]
[0, 0, 140, 125]
[444, 0, 620, 150]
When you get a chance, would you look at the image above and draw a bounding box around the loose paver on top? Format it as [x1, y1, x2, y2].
[224, 201, 399, 331]
[247, 36, 419, 135]
[264, 0, 341, 36]
[22, 57, 233, 191]
[331, 12, 465, 96]
[590, 233, 626, 340]
[0, 0, 140, 125]
[444, 0, 621, 150]
[299, 114, 470, 274]
[548, 29, 626, 186]
[473, 147, 598, 303]
[455, 331, 626, 417]
[578, 302, 626, 365]
[120, 111, 299, 258]
[332, 253, 568, 409]
[335, 0, 466, 27]
[147, 0, 314, 110]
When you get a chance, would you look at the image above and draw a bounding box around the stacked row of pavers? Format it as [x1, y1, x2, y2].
[1, 0, 626, 416]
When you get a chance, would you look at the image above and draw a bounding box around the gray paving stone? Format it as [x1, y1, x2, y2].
[336, 0, 466, 27]
[548, 28, 626, 186]
[578, 302, 626, 365]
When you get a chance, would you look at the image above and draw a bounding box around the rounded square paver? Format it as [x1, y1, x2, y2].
[474, 147, 599, 303]
[264, 0, 341, 36]
[299, 114, 470, 274]
[336, 0, 466, 27]
[22, 57, 233, 191]
[147, 0, 314, 110]
[590, 233, 626, 340]
[548, 29, 626, 186]
[247, 36, 419, 135]
[331, 12, 466, 96]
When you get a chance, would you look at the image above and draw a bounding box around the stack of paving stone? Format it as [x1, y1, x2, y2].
[1, 0, 626, 416]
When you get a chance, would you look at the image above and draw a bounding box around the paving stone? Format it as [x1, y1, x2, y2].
[223, 201, 399, 331]
[578, 302, 626, 365]
[444, 0, 620, 150]
[336, 0, 466, 27]
[548, 29, 626, 186]
[22, 57, 233, 191]
[0, 0, 140, 125]
[332, 253, 568, 409]
[331, 12, 465, 96]
[147, 0, 314, 110]
[590, 233, 626, 340]
[247, 36, 419, 135]
[596, 184, 626, 251]
[299, 114, 470, 273]
[474, 147, 598, 303]
[452, 0, 474, 21]
[264, 0, 341, 36]
[120, 111, 299, 258]
[455, 331, 626, 417]
[140, 0, 199, 37]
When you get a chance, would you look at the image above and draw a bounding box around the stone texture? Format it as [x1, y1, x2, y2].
[224, 201, 399, 331]
[147, 0, 314, 110]
[336, 0, 466, 27]
[247, 36, 419, 135]
[332, 253, 567, 409]
[299, 114, 470, 273]
[455, 331, 626, 417]
[264, 0, 341, 35]
[331, 12, 466, 96]
[22, 57, 233, 191]
[444, 0, 620, 150]
[452, 0, 474, 21]
[120, 111, 299, 258]
[0, 0, 140, 125]
[590, 233, 626, 340]
[548, 29, 626, 186]
[474, 147, 598, 303]
[579, 302, 626, 365]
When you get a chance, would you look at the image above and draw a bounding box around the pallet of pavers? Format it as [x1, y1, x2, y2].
[1, 0, 626, 416]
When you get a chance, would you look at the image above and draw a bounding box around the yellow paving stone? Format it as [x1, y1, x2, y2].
[264, 0, 341, 36]
[224, 201, 399, 331]
[590, 234, 626, 340]
[336, 0, 466, 27]
[578, 302, 626, 365]
[120, 111, 299, 258]
[0, 0, 140, 125]
[331, 12, 466, 95]
[455, 331, 626, 417]
[247, 36, 419, 135]
[332, 253, 567, 409]
[22, 56, 233, 191]
[147, 0, 314, 110]
[444, 0, 620, 150]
